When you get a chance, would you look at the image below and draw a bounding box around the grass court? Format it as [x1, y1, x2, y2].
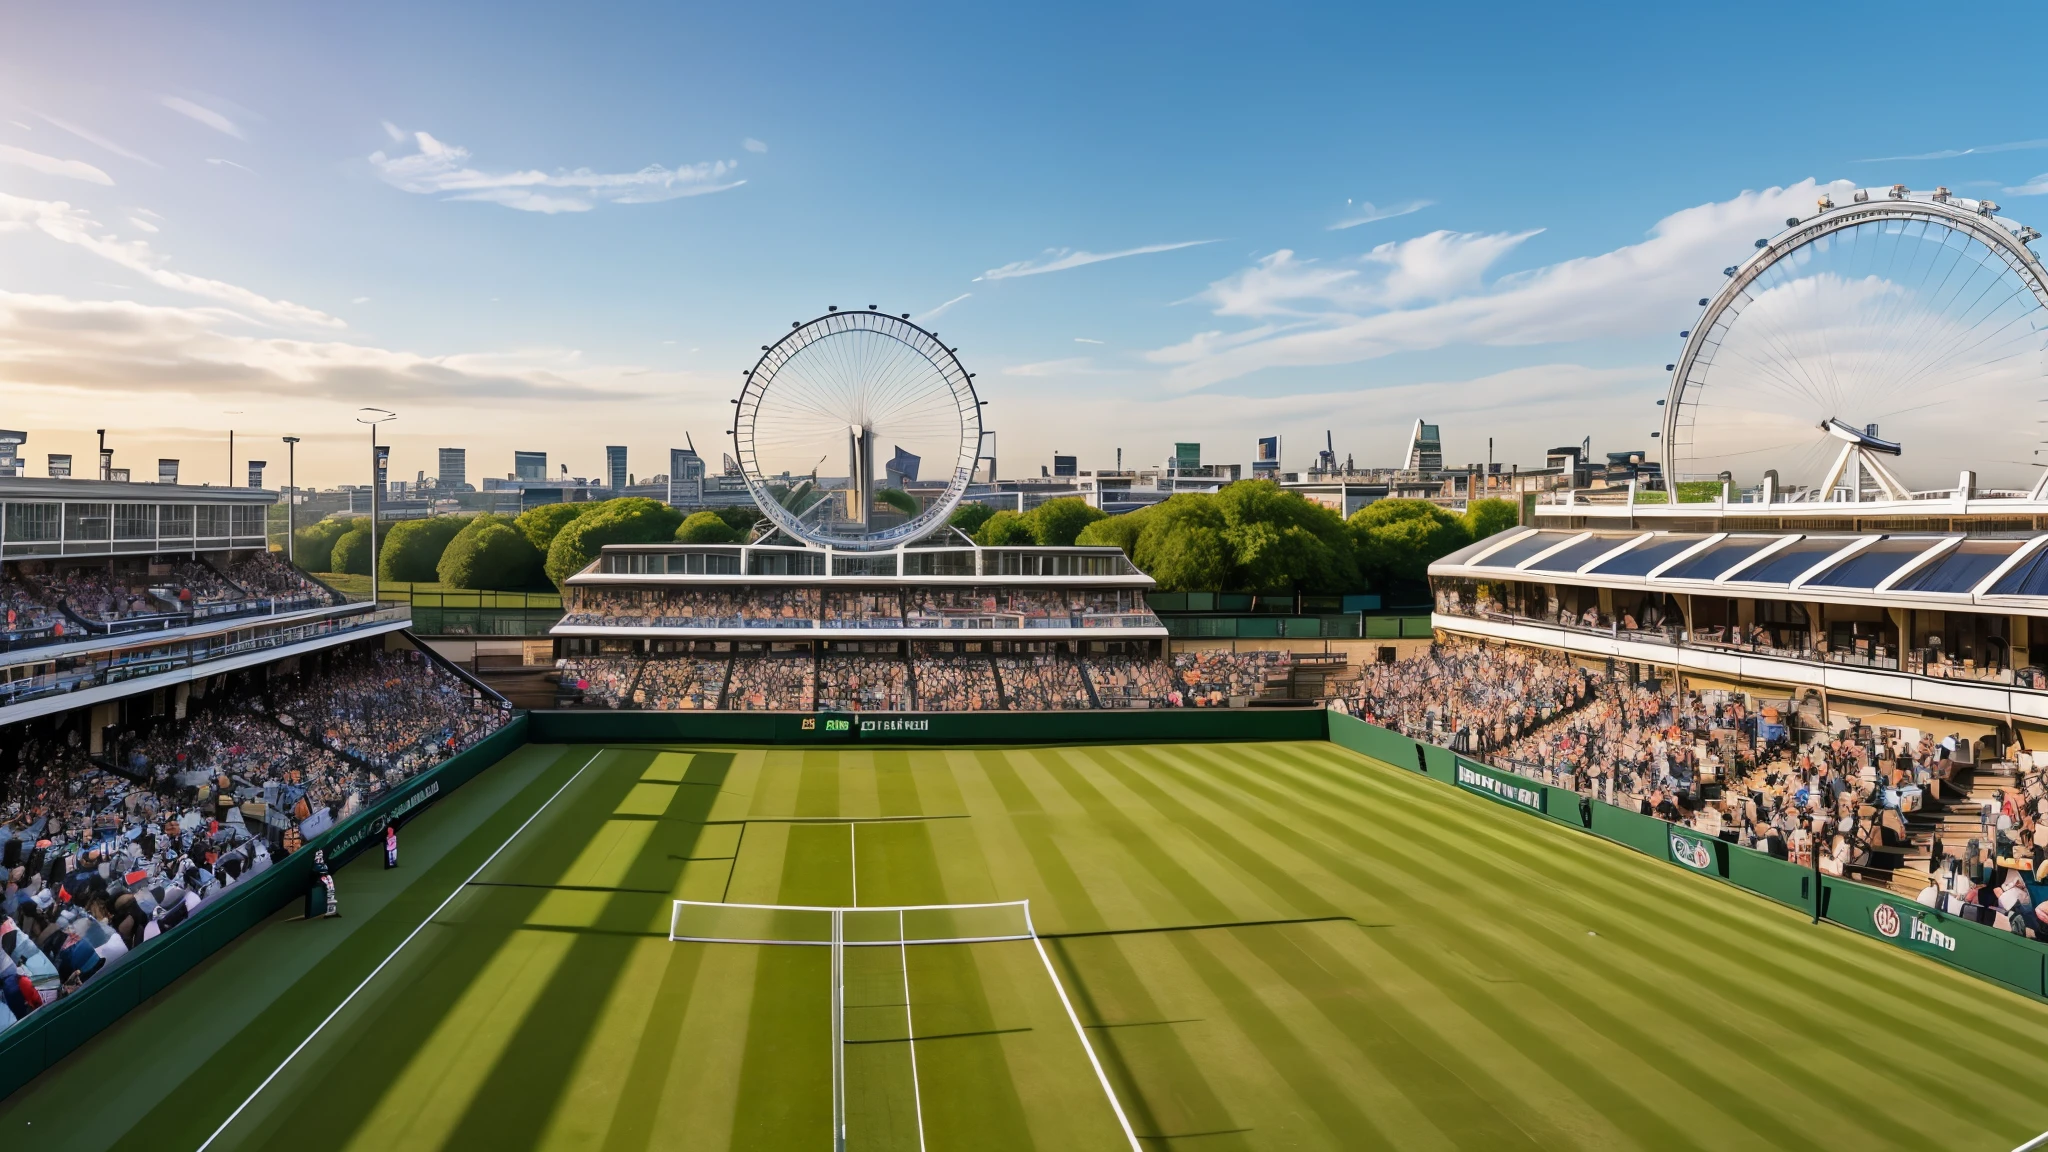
[8, 738, 2048, 1150]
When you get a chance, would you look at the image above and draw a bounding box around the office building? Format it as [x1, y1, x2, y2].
[438, 447, 467, 490]
[514, 450, 547, 482]
[668, 447, 706, 506]
[607, 445, 628, 492]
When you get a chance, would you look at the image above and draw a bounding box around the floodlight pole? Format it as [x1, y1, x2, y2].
[358, 409, 396, 604]
[282, 436, 300, 563]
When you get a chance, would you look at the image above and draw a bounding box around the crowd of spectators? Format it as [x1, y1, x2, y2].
[1087, 654, 1175, 708]
[1349, 641, 1592, 752]
[726, 656, 815, 711]
[561, 587, 1160, 631]
[0, 643, 506, 1030]
[226, 552, 340, 610]
[909, 655, 1002, 711]
[994, 654, 1092, 709]
[634, 659, 727, 710]
[0, 583, 65, 645]
[818, 656, 910, 711]
[1168, 650, 1293, 707]
[558, 657, 637, 708]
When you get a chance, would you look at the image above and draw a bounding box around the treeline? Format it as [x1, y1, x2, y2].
[292, 499, 759, 591]
[288, 482, 1514, 597]
[957, 482, 1514, 596]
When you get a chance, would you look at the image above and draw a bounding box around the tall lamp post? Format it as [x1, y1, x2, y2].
[357, 409, 396, 604]
[281, 436, 301, 564]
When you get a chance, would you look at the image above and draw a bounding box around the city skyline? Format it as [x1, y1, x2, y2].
[5, 2, 2048, 487]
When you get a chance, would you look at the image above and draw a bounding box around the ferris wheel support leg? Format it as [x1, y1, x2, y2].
[1862, 454, 1911, 501]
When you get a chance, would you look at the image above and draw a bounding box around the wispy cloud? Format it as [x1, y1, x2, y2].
[36, 114, 157, 167]
[370, 127, 744, 214]
[127, 216, 158, 233]
[743, 138, 768, 154]
[1146, 179, 1854, 393]
[0, 143, 112, 185]
[1002, 357, 1106, 377]
[976, 239, 1216, 281]
[2005, 173, 2048, 196]
[0, 290, 649, 404]
[351, 296, 370, 304]
[916, 292, 970, 322]
[156, 95, 244, 139]
[1073, 337, 1104, 344]
[1855, 139, 2048, 163]
[206, 158, 255, 174]
[0, 192, 341, 328]
[1328, 198, 1432, 230]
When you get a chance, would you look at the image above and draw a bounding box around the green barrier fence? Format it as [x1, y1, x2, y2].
[0, 713, 529, 1099]
[1726, 844, 1814, 914]
[529, 707, 1330, 746]
[1820, 878, 2046, 998]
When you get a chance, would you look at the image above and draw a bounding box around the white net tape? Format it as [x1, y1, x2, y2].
[669, 899, 1032, 946]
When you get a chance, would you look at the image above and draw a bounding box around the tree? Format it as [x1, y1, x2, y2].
[293, 518, 355, 572]
[515, 503, 589, 555]
[1022, 497, 1106, 547]
[676, 510, 743, 543]
[377, 516, 469, 584]
[1349, 499, 1471, 591]
[544, 497, 685, 586]
[1132, 495, 1233, 590]
[1074, 505, 1155, 558]
[1461, 497, 1519, 542]
[329, 522, 376, 575]
[947, 502, 996, 537]
[878, 488, 919, 517]
[438, 516, 544, 590]
[710, 505, 762, 538]
[974, 510, 1035, 546]
[1214, 480, 1357, 592]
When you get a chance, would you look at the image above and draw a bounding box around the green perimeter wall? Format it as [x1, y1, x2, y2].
[0, 713, 529, 1100]
[14, 703, 2048, 1100]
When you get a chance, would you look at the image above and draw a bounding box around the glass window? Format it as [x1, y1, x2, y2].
[747, 549, 825, 576]
[197, 506, 232, 538]
[1471, 531, 1574, 569]
[1588, 535, 1707, 577]
[1660, 537, 1778, 581]
[903, 550, 976, 577]
[1989, 544, 2048, 597]
[158, 505, 193, 537]
[832, 554, 898, 577]
[114, 504, 156, 540]
[232, 505, 265, 537]
[1527, 535, 1640, 574]
[1727, 538, 1856, 585]
[1906, 540, 2027, 594]
[4, 502, 59, 542]
[1805, 538, 1946, 590]
[63, 503, 111, 541]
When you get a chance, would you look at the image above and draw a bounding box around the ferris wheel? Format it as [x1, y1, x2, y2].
[1663, 186, 2048, 499]
[733, 308, 982, 549]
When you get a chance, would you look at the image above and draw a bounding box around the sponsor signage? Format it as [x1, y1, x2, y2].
[1666, 828, 1728, 877]
[1453, 760, 1545, 813]
[1871, 901, 1957, 953]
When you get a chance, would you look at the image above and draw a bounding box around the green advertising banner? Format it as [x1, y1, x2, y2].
[1452, 757, 1547, 814]
[1664, 826, 1730, 879]
[1821, 878, 2045, 997]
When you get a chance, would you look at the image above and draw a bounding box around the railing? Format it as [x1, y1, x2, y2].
[1440, 605, 2033, 690]
[0, 604, 408, 709]
[555, 611, 1165, 632]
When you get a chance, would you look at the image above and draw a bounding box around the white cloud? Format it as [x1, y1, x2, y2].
[1002, 357, 1117, 377]
[381, 120, 405, 143]
[0, 143, 112, 185]
[1149, 179, 1854, 392]
[0, 290, 653, 404]
[0, 192, 341, 329]
[976, 239, 1216, 281]
[2005, 173, 2048, 196]
[36, 114, 157, 167]
[156, 95, 244, 139]
[127, 216, 158, 233]
[206, 158, 255, 174]
[916, 292, 970, 321]
[7, 121, 27, 132]
[351, 296, 370, 304]
[1857, 139, 2048, 163]
[743, 138, 768, 153]
[1328, 198, 1432, 230]
[1073, 337, 1104, 344]
[369, 127, 744, 213]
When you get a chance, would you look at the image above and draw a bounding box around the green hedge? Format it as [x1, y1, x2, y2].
[0, 714, 528, 1099]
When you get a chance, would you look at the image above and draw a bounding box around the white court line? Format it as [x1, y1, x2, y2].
[850, 821, 858, 906]
[196, 749, 605, 1152]
[1024, 903, 1143, 1152]
[899, 908, 927, 1152]
[2013, 1129, 2048, 1152]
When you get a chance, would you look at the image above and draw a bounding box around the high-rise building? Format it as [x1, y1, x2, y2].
[1253, 436, 1281, 476]
[606, 445, 628, 492]
[1405, 421, 1443, 472]
[438, 447, 467, 490]
[669, 447, 706, 507]
[247, 461, 266, 489]
[1052, 454, 1078, 477]
[1173, 443, 1202, 471]
[514, 450, 547, 482]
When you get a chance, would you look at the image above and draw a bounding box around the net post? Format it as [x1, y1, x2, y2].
[1021, 901, 1142, 1151]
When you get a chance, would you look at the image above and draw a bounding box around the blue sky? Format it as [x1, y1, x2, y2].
[5, 0, 2048, 487]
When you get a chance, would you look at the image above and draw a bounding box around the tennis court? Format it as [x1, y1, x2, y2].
[10, 738, 2048, 1150]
